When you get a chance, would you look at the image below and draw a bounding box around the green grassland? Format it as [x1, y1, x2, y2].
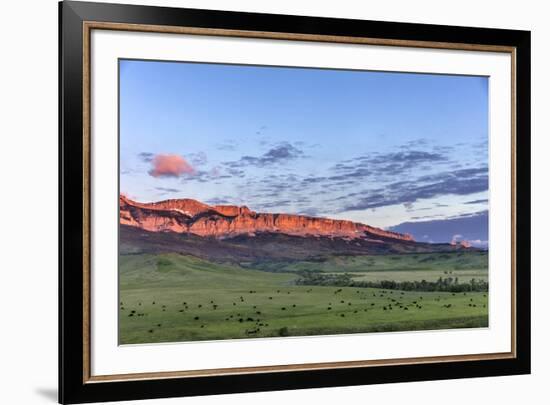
[252, 251, 488, 273]
[347, 269, 487, 283]
[119, 252, 488, 344]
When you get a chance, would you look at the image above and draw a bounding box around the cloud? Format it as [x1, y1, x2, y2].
[225, 142, 304, 167]
[235, 146, 478, 216]
[155, 187, 181, 193]
[370, 150, 447, 167]
[148, 154, 195, 178]
[326, 149, 449, 185]
[465, 198, 488, 205]
[451, 234, 463, 244]
[226, 168, 245, 178]
[340, 167, 488, 211]
[206, 197, 232, 205]
[138, 152, 154, 162]
[255, 125, 268, 135]
[188, 152, 208, 166]
[130, 137, 487, 220]
[298, 207, 320, 217]
[214, 139, 485, 217]
[216, 140, 239, 151]
[467, 239, 489, 248]
[398, 138, 430, 150]
[253, 200, 293, 210]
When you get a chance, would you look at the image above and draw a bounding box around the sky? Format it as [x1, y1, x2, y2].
[119, 59, 489, 246]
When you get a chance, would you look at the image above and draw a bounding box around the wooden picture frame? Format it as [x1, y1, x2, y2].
[59, 1, 530, 403]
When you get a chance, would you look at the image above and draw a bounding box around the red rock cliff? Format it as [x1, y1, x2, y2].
[119, 195, 414, 242]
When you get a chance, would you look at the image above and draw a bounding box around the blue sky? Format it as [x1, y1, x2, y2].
[120, 59, 488, 244]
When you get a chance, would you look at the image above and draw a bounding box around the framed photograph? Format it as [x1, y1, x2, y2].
[59, 1, 531, 403]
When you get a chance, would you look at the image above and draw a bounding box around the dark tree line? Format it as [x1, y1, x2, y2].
[295, 272, 488, 293]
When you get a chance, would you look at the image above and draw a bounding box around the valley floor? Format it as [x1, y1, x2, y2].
[119, 252, 489, 344]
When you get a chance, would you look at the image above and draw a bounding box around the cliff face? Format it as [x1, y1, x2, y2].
[119, 195, 414, 242]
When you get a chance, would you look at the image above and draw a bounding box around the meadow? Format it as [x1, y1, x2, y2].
[119, 252, 488, 344]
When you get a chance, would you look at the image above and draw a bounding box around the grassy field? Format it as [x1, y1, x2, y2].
[347, 269, 487, 283]
[253, 251, 488, 273]
[119, 252, 488, 344]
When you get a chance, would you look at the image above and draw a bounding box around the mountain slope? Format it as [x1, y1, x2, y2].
[120, 224, 469, 267]
[120, 195, 414, 242]
[389, 211, 488, 248]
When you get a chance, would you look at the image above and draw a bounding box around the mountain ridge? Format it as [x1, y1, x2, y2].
[119, 195, 414, 242]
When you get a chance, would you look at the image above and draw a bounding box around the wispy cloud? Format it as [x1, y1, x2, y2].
[465, 198, 488, 205]
[331, 150, 448, 179]
[340, 167, 488, 211]
[206, 197, 233, 205]
[225, 142, 304, 168]
[255, 125, 267, 135]
[215, 140, 239, 151]
[188, 151, 208, 166]
[155, 187, 181, 193]
[214, 140, 488, 218]
[138, 152, 154, 162]
[131, 138, 487, 226]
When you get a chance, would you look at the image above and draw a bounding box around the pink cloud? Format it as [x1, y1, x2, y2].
[148, 154, 195, 178]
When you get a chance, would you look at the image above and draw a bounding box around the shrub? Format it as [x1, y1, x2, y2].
[156, 257, 173, 272]
[278, 327, 289, 337]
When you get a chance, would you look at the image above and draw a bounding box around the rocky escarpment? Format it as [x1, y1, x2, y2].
[119, 195, 414, 242]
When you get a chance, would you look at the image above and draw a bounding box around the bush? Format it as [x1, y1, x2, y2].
[156, 257, 173, 272]
[278, 327, 289, 337]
